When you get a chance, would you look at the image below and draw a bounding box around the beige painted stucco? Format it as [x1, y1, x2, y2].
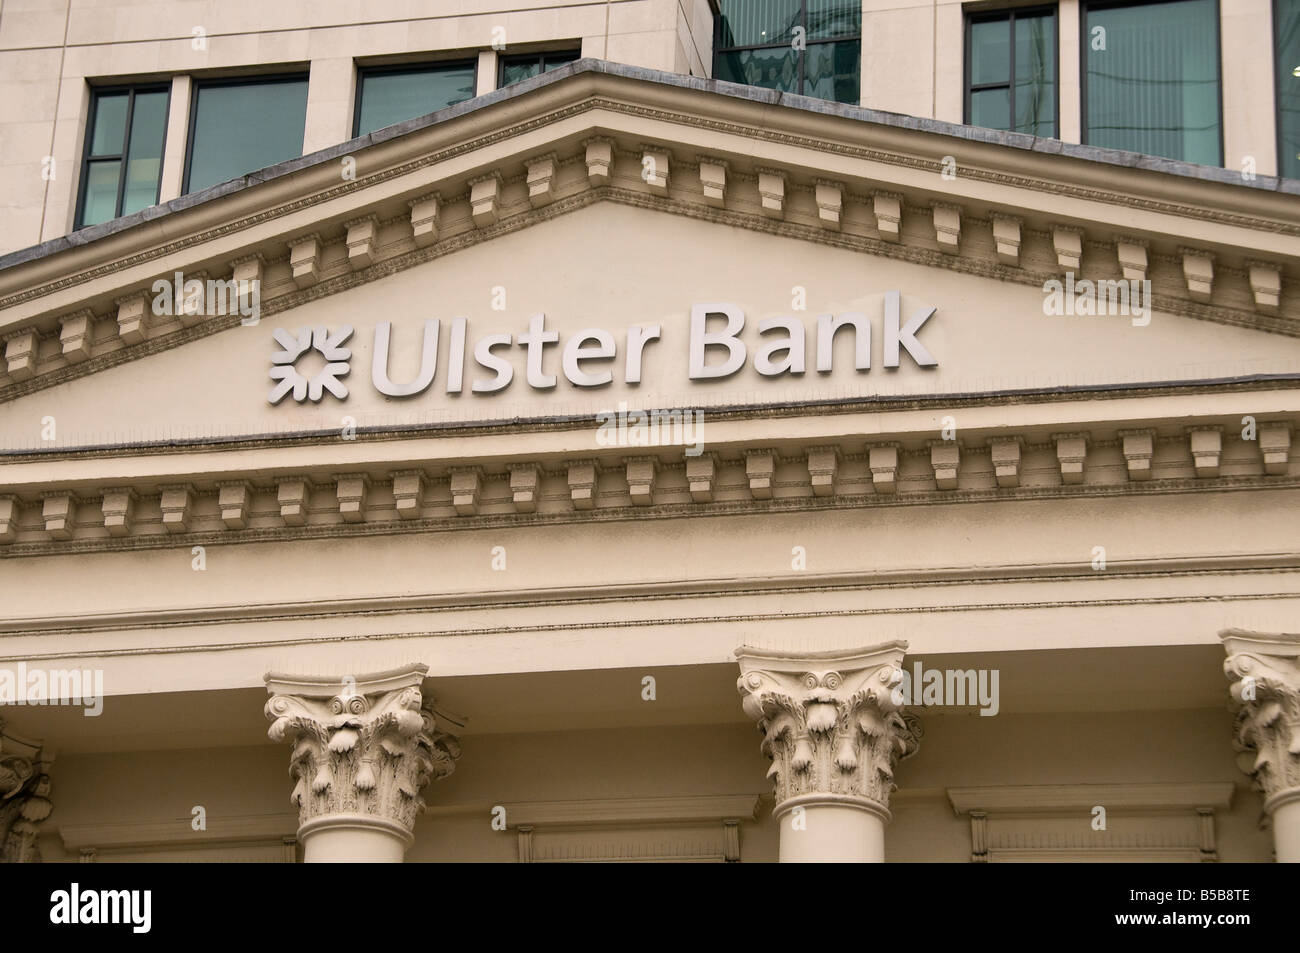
[0, 10, 1297, 865]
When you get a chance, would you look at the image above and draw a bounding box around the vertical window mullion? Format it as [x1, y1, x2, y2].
[1008, 13, 1017, 132]
[790, 0, 800, 92]
[114, 90, 136, 218]
[78, 97, 97, 227]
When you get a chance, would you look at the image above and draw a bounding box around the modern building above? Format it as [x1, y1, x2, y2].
[0, 0, 1295, 255]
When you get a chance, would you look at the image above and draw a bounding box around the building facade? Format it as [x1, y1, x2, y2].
[1, 0, 1299, 863]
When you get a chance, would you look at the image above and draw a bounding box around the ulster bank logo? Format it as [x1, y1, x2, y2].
[268, 325, 354, 404]
[265, 298, 938, 406]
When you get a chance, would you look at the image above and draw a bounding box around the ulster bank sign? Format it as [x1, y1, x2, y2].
[267, 292, 938, 405]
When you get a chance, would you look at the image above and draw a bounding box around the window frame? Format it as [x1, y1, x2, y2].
[1079, 0, 1224, 166]
[75, 82, 172, 230]
[182, 72, 310, 195]
[963, 4, 1060, 138]
[352, 59, 479, 138]
[1275, 0, 1299, 179]
[496, 49, 582, 89]
[712, 1, 862, 100]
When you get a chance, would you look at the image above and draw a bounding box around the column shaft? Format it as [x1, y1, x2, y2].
[778, 800, 886, 863]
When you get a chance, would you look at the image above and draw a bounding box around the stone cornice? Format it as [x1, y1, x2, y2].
[0, 407, 1293, 553]
[5, 374, 1299, 463]
[0, 472, 1296, 559]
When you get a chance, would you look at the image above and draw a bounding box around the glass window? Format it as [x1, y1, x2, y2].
[354, 62, 477, 137]
[498, 50, 581, 88]
[714, 0, 861, 105]
[1277, 0, 1300, 178]
[1083, 0, 1221, 166]
[185, 77, 308, 194]
[966, 7, 1057, 137]
[76, 86, 169, 228]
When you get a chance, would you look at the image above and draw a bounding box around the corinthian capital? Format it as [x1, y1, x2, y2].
[0, 721, 53, 863]
[1221, 630, 1300, 811]
[264, 664, 461, 845]
[736, 642, 921, 818]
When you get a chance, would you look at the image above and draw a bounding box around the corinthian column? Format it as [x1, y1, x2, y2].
[264, 663, 461, 863]
[1221, 629, 1300, 862]
[0, 721, 53, 863]
[736, 642, 921, 863]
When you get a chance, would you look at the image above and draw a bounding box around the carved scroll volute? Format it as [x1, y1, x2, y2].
[736, 642, 921, 816]
[265, 665, 461, 837]
[1221, 630, 1300, 808]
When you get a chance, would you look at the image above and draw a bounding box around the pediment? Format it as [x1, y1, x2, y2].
[2, 198, 1298, 447]
[0, 62, 1296, 414]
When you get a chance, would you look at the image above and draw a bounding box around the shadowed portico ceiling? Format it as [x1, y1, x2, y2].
[0, 58, 1298, 407]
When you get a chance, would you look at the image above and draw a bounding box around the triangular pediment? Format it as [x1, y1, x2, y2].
[0, 61, 1296, 414]
[2, 198, 1298, 449]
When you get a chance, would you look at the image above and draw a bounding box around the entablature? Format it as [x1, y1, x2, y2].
[0, 394, 1294, 554]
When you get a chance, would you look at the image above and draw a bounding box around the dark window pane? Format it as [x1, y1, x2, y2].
[1014, 14, 1055, 135]
[1277, 0, 1300, 178]
[804, 40, 860, 104]
[501, 58, 542, 86]
[715, 46, 799, 93]
[1013, 78, 1056, 135]
[542, 50, 580, 71]
[807, 0, 860, 39]
[90, 93, 128, 156]
[1014, 14, 1054, 84]
[187, 79, 308, 193]
[971, 87, 1011, 130]
[1084, 0, 1220, 165]
[717, 0, 801, 47]
[970, 18, 1010, 87]
[122, 90, 167, 215]
[81, 159, 121, 226]
[356, 65, 475, 136]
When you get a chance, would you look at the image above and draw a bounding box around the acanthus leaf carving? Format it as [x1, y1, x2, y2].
[264, 665, 461, 838]
[1220, 629, 1300, 813]
[736, 642, 920, 817]
[0, 721, 52, 863]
